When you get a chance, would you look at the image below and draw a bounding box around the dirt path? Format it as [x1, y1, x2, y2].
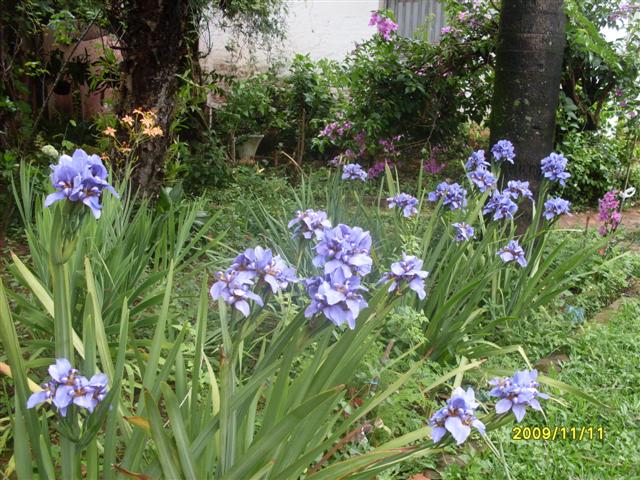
[558, 207, 640, 231]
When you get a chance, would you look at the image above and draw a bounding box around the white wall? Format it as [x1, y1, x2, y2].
[200, 1, 382, 74]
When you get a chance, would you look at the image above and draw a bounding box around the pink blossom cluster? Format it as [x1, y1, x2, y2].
[598, 190, 622, 236]
[326, 128, 368, 167]
[424, 145, 447, 174]
[369, 11, 398, 41]
[319, 121, 352, 141]
[609, 3, 640, 21]
[354, 130, 367, 157]
[379, 135, 402, 159]
[613, 86, 639, 119]
[368, 161, 393, 179]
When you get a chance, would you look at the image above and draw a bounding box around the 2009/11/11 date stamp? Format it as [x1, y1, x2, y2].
[512, 426, 605, 441]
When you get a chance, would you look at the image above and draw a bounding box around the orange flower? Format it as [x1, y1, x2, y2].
[121, 115, 134, 126]
[103, 127, 117, 137]
[141, 117, 154, 128]
[143, 126, 163, 137]
[133, 108, 144, 116]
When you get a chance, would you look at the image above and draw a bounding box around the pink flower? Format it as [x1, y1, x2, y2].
[598, 190, 621, 236]
[370, 11, 398, 41]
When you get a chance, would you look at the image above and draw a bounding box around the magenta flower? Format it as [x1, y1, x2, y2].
[598, 190, 621, 236]
[441, 26, 454, 35]
[369, 11, 398, 40]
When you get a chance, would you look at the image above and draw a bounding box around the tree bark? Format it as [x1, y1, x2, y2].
[490, 0, 566, 196]
[107, 0, 191, 195]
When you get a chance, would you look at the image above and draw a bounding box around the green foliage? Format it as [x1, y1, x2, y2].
[0, 149, 608, 478]
[449, 297, 640, 479]
[559, 0, 640, 133]
[560, 130, 640, 205]
[216, 71, 287, 137]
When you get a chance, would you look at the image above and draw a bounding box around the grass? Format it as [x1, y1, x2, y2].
[438, 253, 640, 480]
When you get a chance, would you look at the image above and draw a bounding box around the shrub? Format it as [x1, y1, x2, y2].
[560, 130, 639, 206]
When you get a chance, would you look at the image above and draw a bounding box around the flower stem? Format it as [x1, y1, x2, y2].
[51, 260, 77, 479]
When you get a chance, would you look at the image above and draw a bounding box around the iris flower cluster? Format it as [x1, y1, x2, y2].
[491, 139, 515, 163]
[543, 197, 571, 220]
[44, 149, 119, 219]
[210, 247, 297, 317]
[378, 254, 429, 300]
[288, 209, 332, 240]
[387, 192, 419, 218]
[304, 269, 368, 329]
[497, 239, 528, 267]
[483, 191, 518, 221]
[305, 223, 373, 328]
[489, 370, 550, 422]
[427, 182, 468, 211]
[430, 369, 548, 445]
[467, 168, 497, 193]
[541, 153, 571, 186]
[429, 387, 485, 445]
[27, 359, 109, 416]
[505, 180, 533, 200]
[312, 224, 373, 278]
[342, 163, 368, 182]
[464, 149, 489, 171]
[452, 222, 475, 242]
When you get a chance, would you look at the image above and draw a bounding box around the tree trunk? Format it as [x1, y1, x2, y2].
[490, 0, 566, 197]
[109, 0, 191, 195]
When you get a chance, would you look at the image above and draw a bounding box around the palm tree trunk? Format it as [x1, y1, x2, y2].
[490, 0, 567, 197]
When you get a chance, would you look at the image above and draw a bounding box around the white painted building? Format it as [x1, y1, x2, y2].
[200, 0, 445, 73]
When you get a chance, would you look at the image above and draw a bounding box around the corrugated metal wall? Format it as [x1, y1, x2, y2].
[386, 0, 446, 43]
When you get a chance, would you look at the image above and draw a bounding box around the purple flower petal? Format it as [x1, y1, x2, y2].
[445, 416, 471, 445]
[495, 398, 513, 414]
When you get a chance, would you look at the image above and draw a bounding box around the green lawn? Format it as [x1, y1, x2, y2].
[443, 297, 640, 479]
